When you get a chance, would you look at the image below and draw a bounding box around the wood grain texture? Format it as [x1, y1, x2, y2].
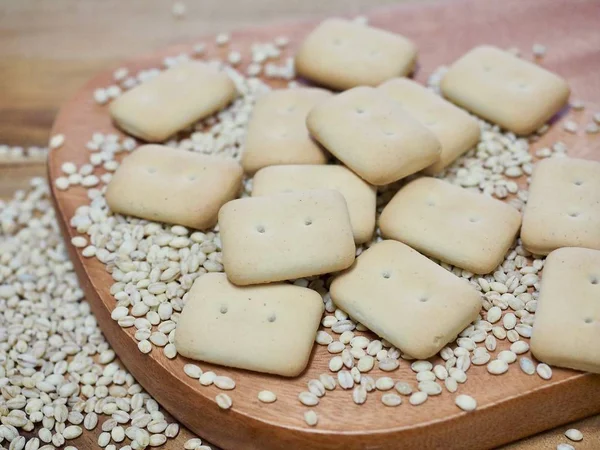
[24, 0, 600, 448]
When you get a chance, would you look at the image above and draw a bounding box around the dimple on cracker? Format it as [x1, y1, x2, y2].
[175, 273, 324, 377]
[241, 88, 332, 174]
[110, 61, 237, 142]
[521, 157, 600, 255]
[252, 165, 376, 244]
[530, 247, 600, 374]
[378, 78, 480, 174]
[330, 240, 481, 359]
[219, 189, 356, 285]
[306, 86, 441, 185]
[440, 45, 570, 135]
[295, 18, 417, 91]
[105, 144, 243, 230]
[379, 177, 522, 274]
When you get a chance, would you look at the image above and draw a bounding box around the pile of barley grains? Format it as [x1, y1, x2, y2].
[0, 145, 48, 162]
[0, 177, 209, 449]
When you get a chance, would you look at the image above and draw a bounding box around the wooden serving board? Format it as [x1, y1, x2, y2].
[48, 0, 600, 448]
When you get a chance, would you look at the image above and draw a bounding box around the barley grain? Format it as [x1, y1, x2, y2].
[304, 411, 318, 427]
[409, 392, 428, 406]
[455, 394, 477, 412]
[564, 429, 583, 442]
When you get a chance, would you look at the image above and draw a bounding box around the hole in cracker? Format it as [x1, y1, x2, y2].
[568, 212, 580, 218]
[256, 225, 266, 233]
[469, 217, 479, 223]
[584, 318, 593, 324]
[286, 105, 296, 113]
[174, 73, 188, 83]
[419, 297, 428, 303]
[482, 65, 492, 72]
[381, 271, 391, 279]
[591, 275, 599, 285]
[304, 218, 313, 226]
[187, 175, 197, 181]
[333, 38, 342, 45]
[383, 130, 395, 136]
[147, 167, 156, 174]
[267, 313, 276, 323]
[220, 305, 228, 314]
[356, 108, 366, 114]
[427, 200, 436, 207]
[517, 82, 528, 90]
[574, 180, 583, 186]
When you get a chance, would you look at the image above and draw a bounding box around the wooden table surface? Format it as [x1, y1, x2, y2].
[1, 0, 599, 448]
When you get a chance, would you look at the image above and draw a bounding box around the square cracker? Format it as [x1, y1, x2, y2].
[105, 144, 243, 230]
[219, 189, 355, 285]
[306, 86, 441, 185]
[252, 165, 376, 244]
[241, 88, 332, 174]
[530, 247, 600, 374]
[110, 62, 236, 142]
[521, 157, 600, 255]
[379, 177, 522, 274]
[295, 18, 417, 91]
[331, 240, 481, 359]
[378, 78, 481, 174]
[440, 45, 570, 135]
[175, 273, 324, 377]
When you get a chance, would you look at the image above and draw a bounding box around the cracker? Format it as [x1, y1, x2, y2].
[295, 18, 417, 90]
[530, 247, 600, 374]
[175, 273, 323, 377]
[105, 144, 243, 229]
[379, 177, 522, 274]
[440, 45, 570, 135]
[219, 189, 355, 285]
[110, 62, 236, 142]
[378, 78, 480, 174]
[252, 165, 376, 244]
[306, 86, 441, 185]
[241, 88, 332, 174]
[521, 157, 600, 255]
[330, 240, 481, 359]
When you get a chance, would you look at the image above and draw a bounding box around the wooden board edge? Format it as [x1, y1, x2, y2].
[46, 2, 600, 447]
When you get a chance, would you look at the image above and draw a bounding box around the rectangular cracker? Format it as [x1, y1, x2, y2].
[175, 273, 324, 377]
[306, 86, 441, 185]
[530, 247, 600, 374]
[378, 78, 481, 174]
[331, 240, 481, 359]
[241, 88, 331, 174]
[521, 157, 600, 255]
[379, 177, 522, 274]
[440, 45, 570, 135]
[252, 165, 376, 244]
[295, 18, 417, 91]
[110, 62, 236, 142]
[219, 189, 355, 285]
[105, 144, 243, 229]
